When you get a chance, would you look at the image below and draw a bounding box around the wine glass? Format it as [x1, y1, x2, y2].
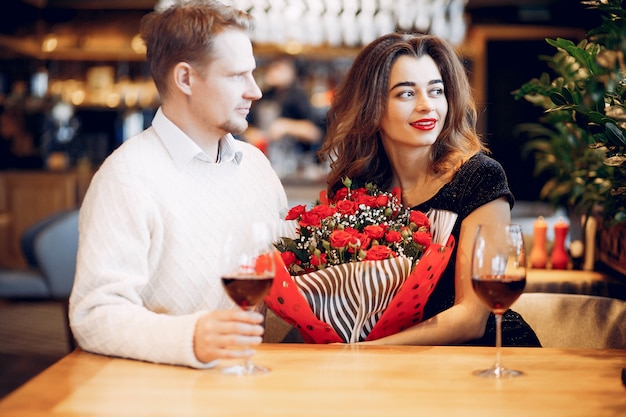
[471, 223, 527, 378]
[221, 221, 276, 376]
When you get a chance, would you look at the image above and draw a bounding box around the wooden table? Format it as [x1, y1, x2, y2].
[1, 344, 625, 417]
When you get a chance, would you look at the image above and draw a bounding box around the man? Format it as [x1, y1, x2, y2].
[69, 0, 293, 368]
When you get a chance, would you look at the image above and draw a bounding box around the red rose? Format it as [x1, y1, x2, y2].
[281, 251, 298, 267]
[364, 225, 385, 240]
[333, 188, 349, 202]
[385, 230, 402, 243]
[310, 204, 336, 219]
[341, 228, 363, 251]
[286, 204, 306, 220]
[330, 230, 353, 248]
[310, 252, 327, 267]
[413, 231, 432, 247]
[357, 233, 372, 250]
[351, 187, 368, 199]
[356, 194, 377, 208]
[336, 199, 358, 215]
[410, 210, 430, 229]
[375, 194, 389, 208]
[300, 211, 323, 228]
[365, 245, 395, 261]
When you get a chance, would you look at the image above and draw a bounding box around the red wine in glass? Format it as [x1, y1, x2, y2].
[471, 223, 527, 378]
[221, 222, 276, 376]
[472, 275, 526, 315]
[221, 271, 275, 375]
[222, 275, 274, 309]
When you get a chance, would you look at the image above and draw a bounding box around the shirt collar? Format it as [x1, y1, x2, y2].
[152, 107, 243, 170]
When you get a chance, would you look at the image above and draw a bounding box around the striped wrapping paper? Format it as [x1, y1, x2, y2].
[293, 257, 413, 343]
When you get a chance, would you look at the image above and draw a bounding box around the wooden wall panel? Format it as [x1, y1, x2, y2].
[0, 171, 79, 268]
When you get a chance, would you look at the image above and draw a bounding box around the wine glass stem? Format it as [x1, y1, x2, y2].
[494, 313, 503, 371]
[243, 357, 253, 373]
[242, 306, 257, 373]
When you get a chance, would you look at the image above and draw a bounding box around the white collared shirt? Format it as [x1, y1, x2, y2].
[151, 107, 243, 169]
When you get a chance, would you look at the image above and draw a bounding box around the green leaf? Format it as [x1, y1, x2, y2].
[561, 87, 574, 104]
[550, 92, 568, 106]
[605, 122, 626, 146]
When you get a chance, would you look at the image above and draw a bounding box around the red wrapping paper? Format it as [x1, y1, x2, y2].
[265, 235, 455, 343]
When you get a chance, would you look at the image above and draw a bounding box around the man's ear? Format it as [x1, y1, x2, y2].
[173, 62, 193, 95]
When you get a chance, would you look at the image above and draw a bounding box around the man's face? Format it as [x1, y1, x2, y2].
[190, 29, 262, 138]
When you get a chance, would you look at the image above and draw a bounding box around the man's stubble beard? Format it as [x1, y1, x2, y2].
[220, 118, 248, 136]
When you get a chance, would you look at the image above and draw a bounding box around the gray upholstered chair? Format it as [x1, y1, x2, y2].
[0, 209, 79, 348]
[0, 210, 78, 300]
[0, 268, 49, 299]
[30, 210, 79, 300]
[513, 292, 626, 349]
[0, 212, 67, 299]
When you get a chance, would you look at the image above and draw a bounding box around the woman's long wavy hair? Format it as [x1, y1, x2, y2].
[318, 33, 487, 197]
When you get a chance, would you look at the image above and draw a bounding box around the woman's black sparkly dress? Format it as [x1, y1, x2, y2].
[414, 152, 541, 347]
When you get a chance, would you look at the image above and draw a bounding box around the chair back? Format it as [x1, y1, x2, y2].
[20, 211, 73, 268]
[32, 210, 79, 299]
[514, 292, 626, 349]
[264, 308, 303, 343]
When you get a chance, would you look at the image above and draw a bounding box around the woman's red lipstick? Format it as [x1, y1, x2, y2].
[410, 118, 437, 131]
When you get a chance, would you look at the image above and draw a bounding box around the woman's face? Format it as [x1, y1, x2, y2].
[380, 54, 448, 151]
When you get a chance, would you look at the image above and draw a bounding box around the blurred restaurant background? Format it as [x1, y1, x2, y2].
[0, 0, 625, 398]
[0, 0, 600, 266]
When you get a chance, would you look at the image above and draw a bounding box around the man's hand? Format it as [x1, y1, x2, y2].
[193, 309, 264, 364]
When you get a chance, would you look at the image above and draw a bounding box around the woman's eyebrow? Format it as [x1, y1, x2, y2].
[390, 79, 443, 90]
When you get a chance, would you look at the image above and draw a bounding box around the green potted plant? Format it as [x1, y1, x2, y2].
[513, 0, 626, 273]
[514, 0, 625, 224]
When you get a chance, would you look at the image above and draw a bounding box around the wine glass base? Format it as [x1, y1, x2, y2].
[473, 366, 523, 378]
[221, 363, 271, 376]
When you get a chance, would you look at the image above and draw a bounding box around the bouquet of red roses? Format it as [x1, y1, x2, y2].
[267, 178, 457, 343]
[277, 178, 433, 275]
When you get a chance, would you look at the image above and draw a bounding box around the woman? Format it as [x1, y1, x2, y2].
[318, 33, 540, 347]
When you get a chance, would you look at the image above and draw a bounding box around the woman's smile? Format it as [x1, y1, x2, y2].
[410, 118, 437, 131]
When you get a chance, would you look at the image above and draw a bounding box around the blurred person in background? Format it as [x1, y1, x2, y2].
[0, 104, 41, 170]
[243, 55, 324, 179]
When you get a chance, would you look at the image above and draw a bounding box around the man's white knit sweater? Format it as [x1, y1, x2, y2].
[69, 108, 295, 368]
